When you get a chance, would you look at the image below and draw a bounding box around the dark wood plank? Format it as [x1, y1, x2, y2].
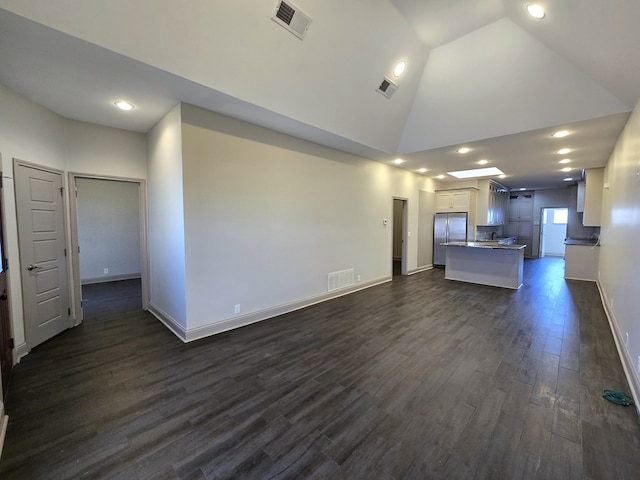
[1, 261, 640, 479]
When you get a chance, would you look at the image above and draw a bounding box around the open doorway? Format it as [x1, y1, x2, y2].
[69, 175, 148, 323]
[540, 207, 568, 258]
[392, 198, 408, 276]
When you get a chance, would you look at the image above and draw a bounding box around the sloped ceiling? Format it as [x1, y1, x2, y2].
[0, 0, 638, 189]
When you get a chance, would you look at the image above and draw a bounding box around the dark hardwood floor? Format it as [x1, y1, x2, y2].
[1, 260, 640, 479]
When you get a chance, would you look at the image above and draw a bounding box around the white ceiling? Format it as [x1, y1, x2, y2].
[0, 0, 638, 190]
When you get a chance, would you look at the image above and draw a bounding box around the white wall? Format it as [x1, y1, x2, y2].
[146, 104, 187, 331]
[180, 104, 436, 335]
[417, 190, 435, 267]
[76, 178, 141, 283]
[599, 99, 640, 404]
[0, 84, 147, 353]
[67, 120, 147, 178]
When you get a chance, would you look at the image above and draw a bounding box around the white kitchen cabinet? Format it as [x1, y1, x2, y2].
[435, 188, 477, 241]
[565, 244, 600, 281]
[582, 168, 604, 226]
[435, 189, 477, 213]
[576, 181, 585, 212]
[477, 180, 508, 225]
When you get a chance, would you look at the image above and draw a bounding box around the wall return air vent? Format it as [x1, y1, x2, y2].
[272, 1, 312, 40]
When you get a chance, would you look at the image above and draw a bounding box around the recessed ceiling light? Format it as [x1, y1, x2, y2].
[392, 158, 405, 165]
[499, 174, 506, 179]
[557, 148, 571, 155]
[114, 100, 135, 111]
[393, 61, 406, 77]
[519, 187, 526, 191]
[478, 159, 489, 165]
[436, 175, 446, 179]
[564, 177, 573, 181]
[447, 167, 504, 179]
[559, 158, 571, 164]
[457, 147, 471, 154]
[526, 4, 545, 19]
[417, 168, 428, 173]
[552, 130, 570, 138]
[561, 167, 572, 172]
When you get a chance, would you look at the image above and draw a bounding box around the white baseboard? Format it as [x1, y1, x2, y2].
[148, 304, 188, 343]
[182, 275, 392, 343]
[81, 273, 141, 285]
[597, 281, 640, 418]
[14, 342, 29, 364]
[409, 265, 433, 275]
[0, 402, 7, 461]
[564, 275, 597, 282]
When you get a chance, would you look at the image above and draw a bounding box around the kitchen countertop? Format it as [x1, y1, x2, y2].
[442, 241, 526, 250]
[564, 237, 599, 246]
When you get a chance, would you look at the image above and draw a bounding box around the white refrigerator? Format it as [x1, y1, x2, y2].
[433, 212, 467, 267]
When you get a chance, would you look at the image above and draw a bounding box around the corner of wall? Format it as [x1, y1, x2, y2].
[148, 304, 187, 343]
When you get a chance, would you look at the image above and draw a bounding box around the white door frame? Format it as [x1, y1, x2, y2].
[393, 197, 409, 276]
[538, 207, 568, 259]
[68, 173, 149, 324]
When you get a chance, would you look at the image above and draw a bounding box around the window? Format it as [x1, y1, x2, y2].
[552, 208, 568, 224]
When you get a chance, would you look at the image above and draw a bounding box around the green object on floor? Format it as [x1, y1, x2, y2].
[603, 390, 634, 406]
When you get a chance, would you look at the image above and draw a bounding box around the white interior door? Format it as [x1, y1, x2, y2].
[15, 162, 70, 348]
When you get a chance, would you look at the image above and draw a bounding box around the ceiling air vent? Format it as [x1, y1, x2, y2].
[376, 76, 398, 99]
[272, 1, 312, 40]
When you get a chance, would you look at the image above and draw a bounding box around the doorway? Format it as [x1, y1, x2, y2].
[392, 198, 408, 276]
[69, 174, 149, 324]
[540, 207, 568, 258]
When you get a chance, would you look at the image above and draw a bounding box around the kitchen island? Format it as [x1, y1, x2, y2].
[442, 241, 526, 289]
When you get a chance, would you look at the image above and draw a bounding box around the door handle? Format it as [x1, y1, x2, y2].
[27, 264, 42, 272]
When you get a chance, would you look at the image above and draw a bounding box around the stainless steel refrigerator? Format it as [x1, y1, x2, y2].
[433, 212, 468, 267]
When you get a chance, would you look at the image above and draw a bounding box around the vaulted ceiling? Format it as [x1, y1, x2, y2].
[0, 0, 638, 189]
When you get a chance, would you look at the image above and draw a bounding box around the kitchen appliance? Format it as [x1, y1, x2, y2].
[433, 212, 468, 267]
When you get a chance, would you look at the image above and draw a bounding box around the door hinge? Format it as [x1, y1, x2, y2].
[64, 248, 67, 257]
[0, 175, 3, 189]
[68, 307, 71, 315]
[59, 186, 64, 196]
[2, 258, 8, 270]
[8, 338, 14, 350]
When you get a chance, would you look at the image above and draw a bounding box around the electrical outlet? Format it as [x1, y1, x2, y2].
[357, 275, 361, 282]
[103, 268, 109, 275]
[234, 304, 241, 314]
[626, 332, 629, 348]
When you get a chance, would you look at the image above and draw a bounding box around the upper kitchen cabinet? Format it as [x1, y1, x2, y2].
[435, 188, 477, 213]
[435, 188, 478, 238]
[476, 180, 509, 226]
[579, 167, 604, 226]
